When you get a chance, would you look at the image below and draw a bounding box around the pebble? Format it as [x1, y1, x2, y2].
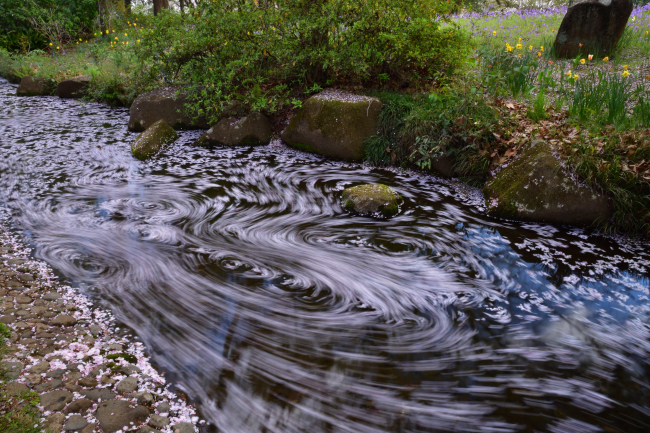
[149, 415, 170, 429]
[80, 388, 117, 402]
[50, 314, 77, 326]
[172, 422, 196, 433]
[95, 399, 150, 433]
[64, 414, 88, 431]
[64, 398, 94, 414]
[40, 390, 73, 411]
[116, 376, 139, 393]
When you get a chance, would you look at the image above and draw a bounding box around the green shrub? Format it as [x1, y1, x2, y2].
[136, 0, 468, 121]
[0, 0, 97, 51]
[365, 83, 507, 183]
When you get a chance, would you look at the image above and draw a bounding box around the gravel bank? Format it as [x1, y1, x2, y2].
[0, 225, 203, 433]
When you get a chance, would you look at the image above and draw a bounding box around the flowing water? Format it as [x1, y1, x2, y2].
[1, 78, 650, 433]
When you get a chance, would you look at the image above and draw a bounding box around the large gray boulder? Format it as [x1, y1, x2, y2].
[342, 184, 402, 218]
[198, 112, 272, 146]
[128, 88, 208, 132]
[281, 89, 382, 161]
[57, 76, 90, 99]
[131, 119, 178, 160]
[484, 140, 610, 226]
[553, 0, 633, 58]
[16, 76, 51, 96]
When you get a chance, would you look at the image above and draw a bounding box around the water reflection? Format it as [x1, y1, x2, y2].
[1, 78, 649, 432]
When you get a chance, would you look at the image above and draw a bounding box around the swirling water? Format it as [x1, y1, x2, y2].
[1, 78, 650, 433]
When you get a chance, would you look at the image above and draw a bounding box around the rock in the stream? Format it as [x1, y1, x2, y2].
[131, 119, 178, 160]
[484, 139, 610, 226]
[128, 88, 208, 132]
[282, 89, 382, 161]
[95, 399, 150, 433]
[16, 76, 51, 96]
[553, 0, 633, 58]
[57, 76, 90, 99]
[198, 112, 272, 146]
[341, 184, 402, 218]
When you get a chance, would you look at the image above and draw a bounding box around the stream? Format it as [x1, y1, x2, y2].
[1, 78, 650, 433]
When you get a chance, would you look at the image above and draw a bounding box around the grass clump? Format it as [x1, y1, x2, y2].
[0, 324, 42, 433]
[365, 82, 511, 184]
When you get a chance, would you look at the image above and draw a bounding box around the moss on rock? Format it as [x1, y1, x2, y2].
[282, 89, 382, 161]
[484, 139, 610, 226]
[342, 184, 402, 218]
[131, 119, 178, 161]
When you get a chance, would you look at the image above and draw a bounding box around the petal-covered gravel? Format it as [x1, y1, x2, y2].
[0, 226, 203, 433]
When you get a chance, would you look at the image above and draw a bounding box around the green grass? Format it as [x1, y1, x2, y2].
[0, 323, 43, 433]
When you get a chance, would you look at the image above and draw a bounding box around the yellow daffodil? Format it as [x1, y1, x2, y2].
[566, 70, 572, 77]
[622, 70, 630, 78]
[573, 74, 579, 80]
[603, 56, 609, 62]
[580, 58, 585, 64]
[623, 65, 628, 70]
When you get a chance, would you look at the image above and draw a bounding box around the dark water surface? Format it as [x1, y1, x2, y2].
[1, 78, 650, 433]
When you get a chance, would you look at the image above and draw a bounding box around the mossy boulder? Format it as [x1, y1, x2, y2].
[128, 87, 208, 132]
[281, 89, 382, 161]
[484, 139, 610, 226]
[342, 184, 402, 218]
[57, 76, 90, 99]
[131, 119, 178, 161]
[16, 76, 51, 96]
[198, 112, 272, 146]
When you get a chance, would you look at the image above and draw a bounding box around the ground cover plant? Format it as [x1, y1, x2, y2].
[0, 323, 42, 433]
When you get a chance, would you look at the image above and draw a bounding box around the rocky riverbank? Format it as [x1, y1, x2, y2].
[0, 225, 203, 433]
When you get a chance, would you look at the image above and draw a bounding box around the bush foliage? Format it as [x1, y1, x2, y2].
[0, 0, 97, 51]
[136, 0, 468, 121]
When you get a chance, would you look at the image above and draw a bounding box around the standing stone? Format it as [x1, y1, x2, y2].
[16, 76, 51, 96]
[57, 76, 90, 99]
[131, 119, 178, 160]
[281, 89, 382, 161]
[553, 0, 634, 58]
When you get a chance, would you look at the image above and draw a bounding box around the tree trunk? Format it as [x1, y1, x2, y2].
[180, 0, 184, 15]
[97, 1, 106, 33]
[153, 0, 162, 16]
[125, 0, 131, 14]
[162, 0, 169, 9]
